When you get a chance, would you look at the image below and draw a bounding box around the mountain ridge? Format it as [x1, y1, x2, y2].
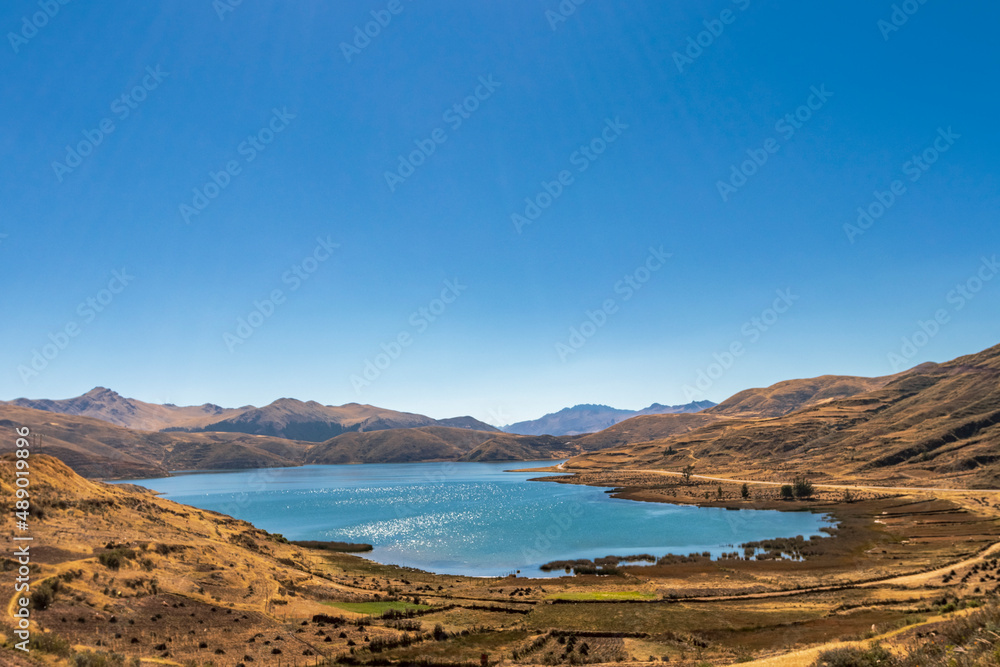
[501, 400, 715, 436]
[564, 342, 1000, 488]
[3, 388, 499, 442]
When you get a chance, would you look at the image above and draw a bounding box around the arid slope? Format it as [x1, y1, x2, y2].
[567, 344, 1000, 488]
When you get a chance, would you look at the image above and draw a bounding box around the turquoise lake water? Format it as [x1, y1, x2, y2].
[116, 461, 833, 577]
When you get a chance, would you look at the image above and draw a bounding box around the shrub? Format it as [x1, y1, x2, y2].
[28, 630, 71, 657]
[31, 578, 61, 610]
[98, 548, 135, 570]
[72, 650, 139, 667]
[792, 478, 815, 498]
[780, 485, 794, 500]
[741, 483, 750, 499]
[812, 643, 896, 667]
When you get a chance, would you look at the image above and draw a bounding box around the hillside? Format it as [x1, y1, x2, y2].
[305, 427, 575, 464]
[169, 398, 442, 441]
[0, 454, 455, 665]
[705, 373, 896, 418]
[460, 433, 574, 462]
[0, 405, 312, 479]
[566, 343, 1000, 488]
[502, 401, 714, 436]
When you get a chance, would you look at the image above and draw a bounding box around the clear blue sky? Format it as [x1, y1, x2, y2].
[2, 1, 998, 424]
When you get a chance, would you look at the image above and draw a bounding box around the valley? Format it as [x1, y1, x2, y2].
[4, 342, 1000, 665]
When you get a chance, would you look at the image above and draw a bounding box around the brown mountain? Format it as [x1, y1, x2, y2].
[170, 398, 439, 441]
[2, 386, 238, 431]
[565, 343, 1000, 488]
[305, 426, 575, 464]
[705, 373, 896, 418]
[564, 372, 892, 452]
[0, 405, 312, 479]
[5, 388, 499, 442]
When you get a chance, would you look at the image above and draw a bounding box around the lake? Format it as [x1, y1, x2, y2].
[116, 461, 834, 577]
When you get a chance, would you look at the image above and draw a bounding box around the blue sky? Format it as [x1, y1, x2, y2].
[2, 1, 998, 424]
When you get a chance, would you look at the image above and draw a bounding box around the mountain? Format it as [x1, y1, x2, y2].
[705, 374, 895, 418]
[562, 372, 905, 451]
[2, 386, 238, 431]
[168, 398, 440, 441]
[305, 426, 574, 464]
[565, 343, 1000, 488]
[0, 404, 312, 479]
[502, 401, 715, 436]
[4, 388, 501, 442]
[436, 415, 501, 431]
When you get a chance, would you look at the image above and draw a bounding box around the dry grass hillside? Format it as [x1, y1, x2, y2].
[0, 406, 312, 478]
[306, 427, 576, 464]
[0, 454, 468, 665]
[567, 344, 1000, 488]
[706, 373, 898, 418]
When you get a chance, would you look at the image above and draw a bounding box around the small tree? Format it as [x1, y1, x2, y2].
[717, 486, 723, 499]
[740, 483, 750, 500]
[681, 464, 695, 484]
[792, 478, 814, 499]
[780, 484, 794, 500]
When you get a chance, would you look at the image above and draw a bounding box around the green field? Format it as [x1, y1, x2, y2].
[322, 600, 432, 615]
[547, 591, 658, 601]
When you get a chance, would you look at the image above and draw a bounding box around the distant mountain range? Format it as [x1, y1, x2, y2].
[3, 387, 499, 442]
[501, 401, 715, 436]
